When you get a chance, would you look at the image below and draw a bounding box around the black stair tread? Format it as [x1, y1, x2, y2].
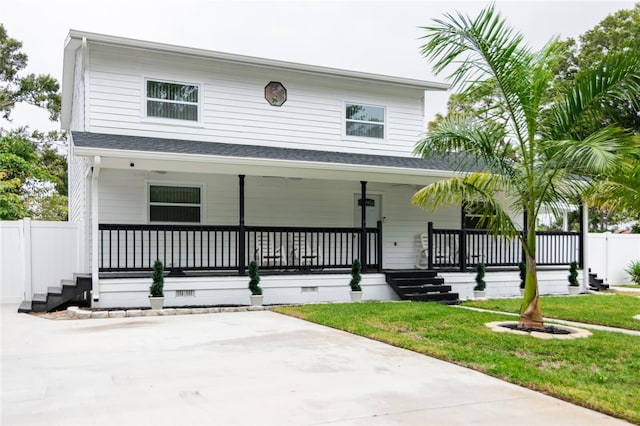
[406, 293, 460, 301]
[392, 278, 445, 286]
[73, 273, 91, 279]
[396, 286, 452, 293]
[403, 289, 455, 297]
[386, 271, 438, 279]
[48, 286, 63, 295]
[391, 276, 444, 281]
[61, 279, 77, 287]
[32, 294, 47, 303]
[18, 301, 32, 313]
[437, 299, 461, 305]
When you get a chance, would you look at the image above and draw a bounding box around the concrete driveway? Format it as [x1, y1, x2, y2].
[0, 304, 628, 425]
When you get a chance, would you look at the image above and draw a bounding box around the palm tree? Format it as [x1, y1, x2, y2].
[413, 5, 640, 329]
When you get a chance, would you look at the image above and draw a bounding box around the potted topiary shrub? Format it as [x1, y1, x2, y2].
[248, 261, 263, 306]
[349, 259, 363, 302]
[149, 259, 165, 310]
[473, 263, 486, 299]
[568, 261, 580, 295]
[518, 261, 526, 296]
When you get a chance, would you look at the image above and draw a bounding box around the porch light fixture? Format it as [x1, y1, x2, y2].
[265, 81, 287, 106]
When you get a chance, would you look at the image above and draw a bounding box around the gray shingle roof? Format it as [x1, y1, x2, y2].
[72, 131, 461, 172]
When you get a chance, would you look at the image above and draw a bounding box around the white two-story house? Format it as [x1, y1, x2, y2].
[26, 30, 583, 311]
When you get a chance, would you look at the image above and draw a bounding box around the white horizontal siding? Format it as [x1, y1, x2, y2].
[97, 170, 459, 270]
[85, 43, 426, 157]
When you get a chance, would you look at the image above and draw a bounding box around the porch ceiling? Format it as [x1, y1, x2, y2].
[72, 131, 474, 184]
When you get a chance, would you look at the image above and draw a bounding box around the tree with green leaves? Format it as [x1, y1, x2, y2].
[556, 3, 640, 133]
[1, 24, 66, 220]
[1, 24, 60, 121]
[429, 5, 640, 230]
[413, 5, 640, 329]
[0, 128, 67, 220]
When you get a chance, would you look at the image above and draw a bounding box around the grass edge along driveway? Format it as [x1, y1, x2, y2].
[274, 302, 640, 424]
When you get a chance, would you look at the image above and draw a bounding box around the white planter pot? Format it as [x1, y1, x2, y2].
[149, 296, 164, 310]
[250, 294, 264, 306]
[350, 291, 363, 302]
[568, 286, 580, 295]
[473, 290, 486, 299]
[519, 288, 525, 296]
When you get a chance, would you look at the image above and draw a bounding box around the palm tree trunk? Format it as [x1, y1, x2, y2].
[518, 223, 544, 329]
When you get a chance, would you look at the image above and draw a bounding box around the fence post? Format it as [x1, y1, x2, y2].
[427, 222, 434, 270]
[20, 218, 33, 301]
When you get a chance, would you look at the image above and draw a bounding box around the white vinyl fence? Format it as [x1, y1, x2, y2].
[588, 233, 640, 285]
[0, 219, 84, 304]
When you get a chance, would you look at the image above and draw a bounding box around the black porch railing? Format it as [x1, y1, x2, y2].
[98, 222, 382, 273]
[427, 222, 581, 271]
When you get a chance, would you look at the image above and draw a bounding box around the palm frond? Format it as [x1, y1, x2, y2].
[548, 52, 640, 139]
[411, 172, 520, 238]
[420, 4, 532, 144]
[585, 159, 640, 214]
[414, 114, 515, 176]
[549, 126, 639, 176]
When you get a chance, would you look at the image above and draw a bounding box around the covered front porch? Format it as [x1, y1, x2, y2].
[73, 132, 586, 307]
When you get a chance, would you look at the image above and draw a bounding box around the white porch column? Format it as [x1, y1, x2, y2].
[91, 156, 101, 303]
[581, 202, 589, 291]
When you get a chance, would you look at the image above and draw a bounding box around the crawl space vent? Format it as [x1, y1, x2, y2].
[175, 289, 196, 297]
[301, 287, 318, 293]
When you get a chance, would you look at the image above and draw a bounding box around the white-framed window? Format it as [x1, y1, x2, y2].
[145, 79, 199, 122]
[148, 184, 202, 223]
[345, 103, 385, 139]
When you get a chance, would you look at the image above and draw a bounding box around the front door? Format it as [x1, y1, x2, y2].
[353, 194, 382, 227]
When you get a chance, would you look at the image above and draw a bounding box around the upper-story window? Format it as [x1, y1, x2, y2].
[345, 103, 385, 139]
[146, 80, 199, 122]
[149, 184, 201, 223]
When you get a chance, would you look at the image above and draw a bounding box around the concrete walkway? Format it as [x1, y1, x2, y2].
[0, 304, 629, 425]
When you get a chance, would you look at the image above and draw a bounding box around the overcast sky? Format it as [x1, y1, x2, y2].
[1, 0, 636, 135]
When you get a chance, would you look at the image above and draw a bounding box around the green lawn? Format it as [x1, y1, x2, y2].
[274, 302, 640, 424]
[463, 294, 640, 331]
